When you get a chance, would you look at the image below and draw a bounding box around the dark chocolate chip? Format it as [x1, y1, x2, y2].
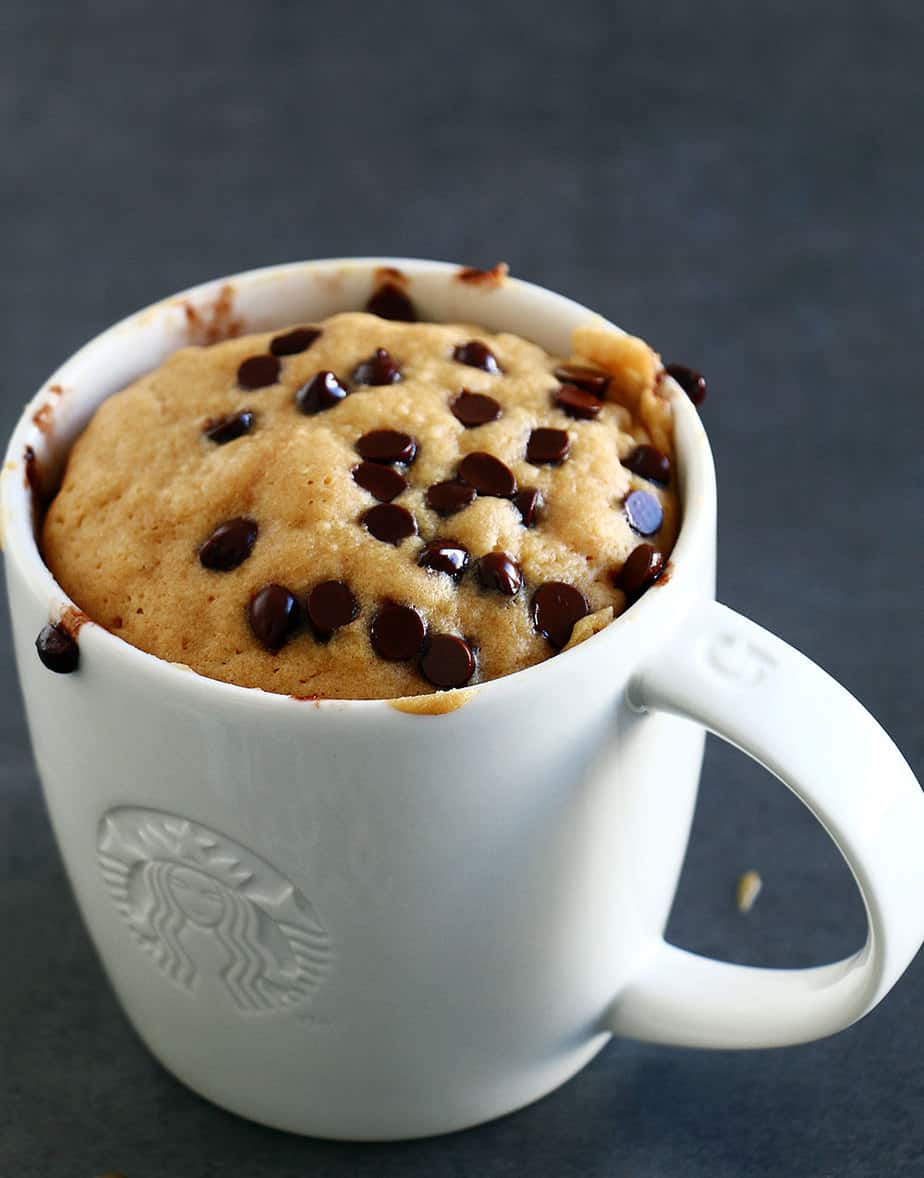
[553, 364, 610, 398]
[531, 581, 589, 649]
[526, 427, 570, 465]
[617, 544, 664, 600]
[353, 348, 402, 386]
[624, 490, 664, 536]
[421, 634, 476, 689]
[307, 580, 359, 635]
[203, 410, 255, 444]
[426, 480, 477, 516]
[352, 461, 407, 502]
[199, 517, 258, 571]
[362, 503, 417, 545]
[512, 487, 542, 527]
[248, 584, 301, 651]
[623, 444, 671, 485]
[356, 429, 417, 465]
[665, 363, 707, 406]
[418, 539, 470, 580]
[476, 551, 522, 596]
[554, 384, 602, 420]
[237, 354, 280, 389]
[451, 390, 502, 427]
[269, 327, 321, 356]
[366, 283, 417, 322]
[295, 371, 349, 415]
[458, 451, 516, 498]
[35, 623, 79, 673]
[453, 340, 501, 373]
[370, 604, 426, 661]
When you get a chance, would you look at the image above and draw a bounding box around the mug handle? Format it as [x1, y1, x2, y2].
[609, 599, 924, 1049]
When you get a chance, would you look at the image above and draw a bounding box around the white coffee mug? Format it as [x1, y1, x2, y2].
[4, 259, 923, 1141]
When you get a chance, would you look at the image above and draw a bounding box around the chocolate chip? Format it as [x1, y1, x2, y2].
[353, 348, 402, 385]
[477, 551, 522, 596]
[624, 490, 663, 536]
[366, 283, 417, 322]
[307, 580, 359, 635]
[269, 327, 321, 356]
[418, 539, 470, 580]
[426, 480, 477, 516]
[451, 390, 502, 427]
[199, 517, 258, 570]
[421, 634, 476, 689]
[554, 384, 602, 420]
[356, 429, 417, 465]
[453, 340, 501, 373]
[35, 623, 79, 673]
[665, 363, 707, 406]
[623, 444, 671, 485]
[248, 584, 301, 651]
[512, 487, 542, 527]
[352, 461, 407, 502]
[362, 503, 417, 545]
[237, 354, 280, 389]
[203, 410, 255, 444]
[526, 427, 570, 465]
[295, 371, 349, 415]
[531, 581, 589, 649]
[553, 364, 610, 398]
[617, 544, 664, 599]
[458, 451, 516, 498]
[371, 604, 426, 661]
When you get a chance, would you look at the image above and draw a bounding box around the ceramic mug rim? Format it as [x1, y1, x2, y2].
[1, 257, 717, 712]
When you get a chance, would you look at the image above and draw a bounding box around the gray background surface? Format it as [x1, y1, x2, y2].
[1, 1, 922, 1174]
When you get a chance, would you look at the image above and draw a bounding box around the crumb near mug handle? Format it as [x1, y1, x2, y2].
[610, 600, 924, 1049]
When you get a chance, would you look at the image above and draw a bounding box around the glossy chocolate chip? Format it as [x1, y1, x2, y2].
[624, 490, 664, 536]
[451, 390, 502, 427]
[623, 444, 671, 485]
[426, 480, 477, 516]
[353, 348, 402, 386]
[270, 326, 321, 356]
[352, 461, 407, 502]
[477, 551, 522, 596]
[553, 364, 610, 398]
[458, 451, 516, 498]
[356, 429, 417, 465]
[237, 354, 280, 389]
[453, 340, 501, 373]
[554, 384, 602, 420]
[531, 581, 589, 649]
[199, 517, 258, 570]
[371, 604, 426, 661]
[362, 503, 417, 545]
[295, 371, 349, 415]
[512, 487, 542, 527]
[203, 410, 255, 444]
[526, 427, 570, 465]
[665, 363, 707, 406]
[35, 623, 79, 673]
[418, 539, 470, 580]
[248, 584, 301, 651]
[421, 634, 476, 689]
[366, 283, 417, 322]
[307, 580, 359, 635]
[617, 544, 664, 599]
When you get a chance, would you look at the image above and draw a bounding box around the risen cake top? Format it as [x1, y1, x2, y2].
[42, 306, 678, 698]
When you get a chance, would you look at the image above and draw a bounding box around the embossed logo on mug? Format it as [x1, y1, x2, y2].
[706, 632, 776, 687]
[97, 807, 333, 1014]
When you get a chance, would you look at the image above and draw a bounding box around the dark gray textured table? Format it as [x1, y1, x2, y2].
[2, 2, 922, 1174]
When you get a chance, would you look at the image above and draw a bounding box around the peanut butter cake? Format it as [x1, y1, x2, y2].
[41, 294, 682, 697]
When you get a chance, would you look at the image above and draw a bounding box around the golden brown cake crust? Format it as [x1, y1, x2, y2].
[42, 313, 678, 698]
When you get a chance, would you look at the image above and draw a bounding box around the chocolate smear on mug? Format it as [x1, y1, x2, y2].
[199, 517, 258, 570]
